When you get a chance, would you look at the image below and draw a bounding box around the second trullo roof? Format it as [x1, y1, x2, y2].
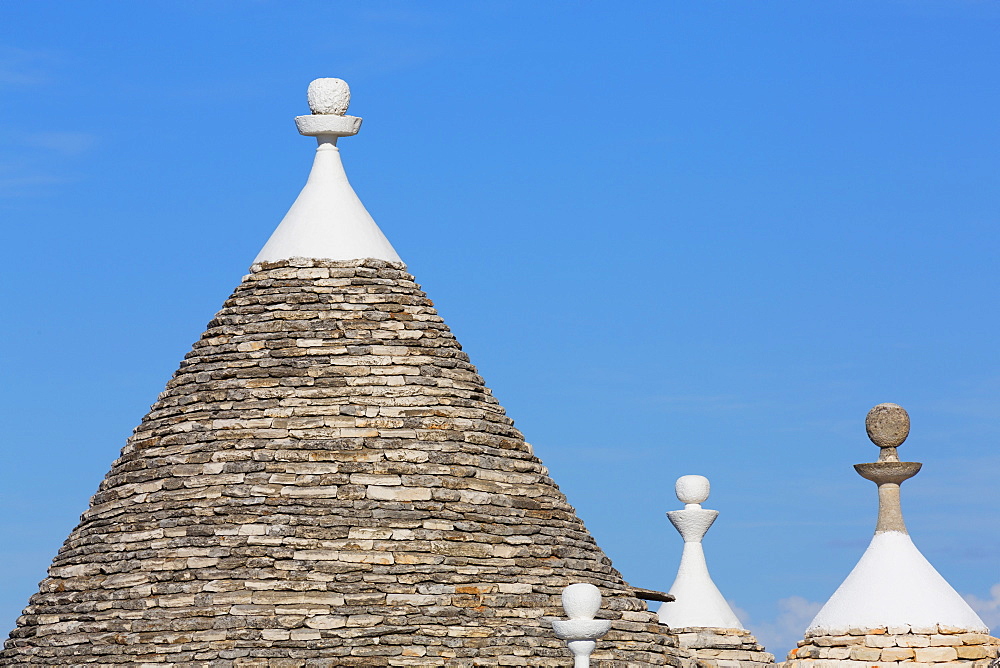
[2, 78, 675, 666]
[807, 404, 986, 635]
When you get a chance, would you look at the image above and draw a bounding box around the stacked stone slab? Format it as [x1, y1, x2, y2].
[2, 258, 686, 665]
[673, 627, 774, 668]
[786, 625, 999, 666]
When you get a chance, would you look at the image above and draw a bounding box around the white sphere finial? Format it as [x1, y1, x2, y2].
[307, 78, 351, 116]
[296, 78, 362, 138]
[561, 583, 602, 620]
[552, 583, 612, 667]
[675, 475, 710, 505]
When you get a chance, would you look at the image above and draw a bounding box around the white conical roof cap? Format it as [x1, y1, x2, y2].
[809, 404, 987, 634]
[255, 78, 401, 264]
[657, 476, 745, 629]
[808, 531, 986, 634]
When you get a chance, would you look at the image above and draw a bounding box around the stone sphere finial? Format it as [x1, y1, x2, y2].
[307, 78, 351, 115]
[866, 403, 910, 449]
[675, 475, 710, 505]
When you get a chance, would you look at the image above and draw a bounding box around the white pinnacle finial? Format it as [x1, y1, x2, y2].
[551, 583, 612, 668]
[253, 77, 401, 265]
[294, 78, 363, 138]
[675, 474, 710, 508]
[307, 78, 351, 115]
[658, 475, 744, 630]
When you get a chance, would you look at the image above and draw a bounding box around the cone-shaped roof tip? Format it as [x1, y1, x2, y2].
[658, 475, 745, 630]
[254, 77, 401, 265]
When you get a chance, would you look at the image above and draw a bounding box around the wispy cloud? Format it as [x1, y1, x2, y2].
[964, 582, 1000, 629]
[0, 46, 54, 88]
[739, 595, 823, 661]
[565, 446, 658, 463]
[0, 131, 98, 197]
[355, 7, 439, 27]
[730, 599, 751, 625]
[642, 394, 762, 413]
[20, 132, 98, 156]
[0, 165, 65, 197]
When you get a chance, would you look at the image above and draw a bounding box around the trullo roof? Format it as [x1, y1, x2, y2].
[806, 404, 987, 635]
[1, 79, 674, 666]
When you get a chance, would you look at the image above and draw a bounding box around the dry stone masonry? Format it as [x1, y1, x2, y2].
[786, 625, 999, 666]
[3, 259, 680, 666]
[673, 628, 773, 668]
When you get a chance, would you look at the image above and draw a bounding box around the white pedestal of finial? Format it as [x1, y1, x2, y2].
[551, 583, 612, 668]
[657, 475, 744, 630]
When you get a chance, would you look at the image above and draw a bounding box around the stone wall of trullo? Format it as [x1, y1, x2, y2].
[2, 259, 683, 666]
[783, 625, 1000, 667]
[672, 627, 774, 668]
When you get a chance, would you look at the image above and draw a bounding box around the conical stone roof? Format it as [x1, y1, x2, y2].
[3, 79, 676, 667]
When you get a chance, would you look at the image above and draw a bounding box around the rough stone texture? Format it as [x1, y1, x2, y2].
[672, 626, 774, 668]
[865, 403, 910, 451]
[782, 624, 999, 668]
[3, 259, 683, 666]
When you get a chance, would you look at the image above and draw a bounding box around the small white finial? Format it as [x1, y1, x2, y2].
[676, 474, 710, 506]
[658, 474, 745, 629]
[254, 76, 401, 265]
[551, 583, 612, 668]
[295, 77, 362, 139]
[307, 78, 351, 115]
[561, 583, 602, 620]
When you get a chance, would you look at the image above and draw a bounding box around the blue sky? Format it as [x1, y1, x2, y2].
[2, 1, 999, 656]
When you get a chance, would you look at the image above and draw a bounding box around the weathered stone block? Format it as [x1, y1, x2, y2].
[956, 644, 991, 659]
[386, 594, 436, 606]
[911, 625, 939, 635]
[305, 616, 347, 630]
[865, 634, 898, 648]
[899, 634, 932, 647]
[366, 486, 432, 502]
[849, 645, 882, 661]
[915, 646, 959, 662]
[882, 646, 915, 660]
[827, 646, 851, 659]
[937, 625, 967, 634]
